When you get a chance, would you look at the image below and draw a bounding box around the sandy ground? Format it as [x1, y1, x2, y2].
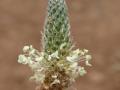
[0, 0, 120, 90]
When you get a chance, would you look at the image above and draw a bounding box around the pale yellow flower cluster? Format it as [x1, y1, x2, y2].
[18, 45, 92, 85]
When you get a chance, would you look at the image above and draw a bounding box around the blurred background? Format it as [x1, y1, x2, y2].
[0, 0, 120, 90]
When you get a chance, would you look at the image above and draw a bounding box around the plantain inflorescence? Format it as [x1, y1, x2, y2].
[18, 0, 92, 90]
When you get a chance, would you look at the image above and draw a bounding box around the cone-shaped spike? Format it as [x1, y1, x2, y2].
[43, 0, 72, 54]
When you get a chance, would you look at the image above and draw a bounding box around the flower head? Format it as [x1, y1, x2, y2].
[18, 0, 92, 89]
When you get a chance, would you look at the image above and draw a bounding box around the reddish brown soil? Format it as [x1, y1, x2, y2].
[0, 0, 120, 90]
